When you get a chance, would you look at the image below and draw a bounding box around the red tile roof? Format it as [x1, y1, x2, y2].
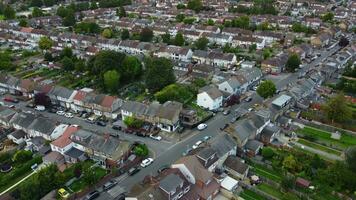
[100, 95, 116, 108]
[73, 90, 87, 101]
[20, 27, 33, 33]
[51, 126, 79, 148]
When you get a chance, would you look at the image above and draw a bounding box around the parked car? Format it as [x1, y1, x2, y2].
[86, 116, 96, 124]
[203, 136, 211, 141]
[157, 165, 170, 173]
[245, 97, 252, 102]
[248, 108, 254, 112]
[149, 134, 162, 141]
[140, 158, 154, 167]
[34, 105, 45, 111]
[103, 180, 118, 191]
[58, 188, 70, 199]
[220, 124, 229, 130]
[56, 110, 65, 115]
[84, 190, 100, 200]
[26, 103, 35, 108]
[65, 113, 74, 118]
[112, 125, 122, 131]
[128, 167, 140, 176]
[182, 148, 192, 156]
[96, 121, 106, 126]
[3, 97, 18, 103]
[192, 140, 203, 149]
[197, 123, 207, 130]
[230, 116, 239, 123]
[223, 109, 230, 115]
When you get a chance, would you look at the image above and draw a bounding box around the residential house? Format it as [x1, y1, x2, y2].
[10, 112, 37, 133]
[231, 36, 265, 49]
[237, 67, 263, 91]
[196, 147, 219, 172]
[154, 45, 193, 62]
[209, 133, 237, 169]
[47, 86, 76, 108]
[50, 125, 79, 155]
[218, 76, 242, 96]
[27, 117, 65, 141]
[43, 151, 67, 172]
[197, 85, 223, 110]
[7, 130, 27, 144]
[223, 156, 249, 180]
[311, 32, 332, 48]
[0, 107, 17, 127]
[201, 32, 232, 46]
[244, 139, 264, 157]
[260, 125, 280, 145]
[172, 156, 220, 200]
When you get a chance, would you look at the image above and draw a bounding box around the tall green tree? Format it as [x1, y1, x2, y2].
[175, 13, 185, 22]
[104, 70, 120, 93]
[117, 6, 126, 17]
[162, 32, 171, 44]
[3, 6, 15, 19]
[194, 37, 209, 50]
[145, 57, 176, 92]
[187, 0, 202, 12]
[32, 7, 44, 17]
[121, 29, 130, 40]
[321, 12, 334, 22]
[38, 36, 53, 51]
[139, 27, 153, 42]
[285, 54, 300, 72]
[60, 47, 73, 59]
[61, 57, 74, 71]
[18, 18, 28, 27]
[174, 32, 185, 46]
[102, 28, 113, 38]
[322, 93, 352, 123]
[62, 10, 76, 26]
[122, 56, 142, 81]
[256, 80, 276, 99]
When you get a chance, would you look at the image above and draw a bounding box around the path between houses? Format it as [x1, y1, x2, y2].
[291, 141, 343, 161]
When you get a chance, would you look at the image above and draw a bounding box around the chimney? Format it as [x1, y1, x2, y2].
[103, 133, 110, 142]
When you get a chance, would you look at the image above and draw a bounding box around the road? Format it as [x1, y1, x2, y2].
[1, 43, 343, 199]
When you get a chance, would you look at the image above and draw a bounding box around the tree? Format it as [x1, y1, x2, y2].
[261, 147, 274, 159]
[339, 36, 349, 47]
[38, 37, 53, 51]
[61, 57, 74, 71]
[121, 29, 130, 40]
[134, 144, 149, 157]
[145, 57, 176, 92]
[30, 0, 43, 7]
[0, 51, 14, 71]
[32, 7, 44, 17]
[82, 166, 98, 185]
[346, 147, 356, 172]
[44, 52, 53, 61]
[249, 44, 257, 52]
[322, 93, 352, 123]
[206, 19, 214, 25]
[177, 3, 186, 9]
[74, 22, 101, 34]
[174, 32, 185, 46]
[281, 176, 295, 191]
[103, 70, 120, 93]
[60, 47, 73, 59]
[12, 150, 32, 164]
[194, 37, 209, 50]
[122, 56, 142, 81]
[310, 154, 326, 169]
[56, 6, 68, 18]
[282, 155, 298, 173]
[232, 16, 250, 29]
[183, 17, 195, 24]
[285, 54, 300, 72]
[62, 10, 76, 27]
[176, 13, 185, 22]
[102, 28, 113, 38]
[139, 27, 153, 42]
[155, 84, 193, 104]
[43, 0, 55, 7]
[162, 32, 171, 44]
[263, 48, 271, 59]
[18, 18, 28, 27]
[124, 116, 144, 128]
[75, 60, 86, 72]
[256, 80, 276, 99]
[322, 12, 334, 22]
[117, 6, 126, 17]
[187, 0, 202, 12]
[34, 93, 51, 107]
[3, 6, 15, 19]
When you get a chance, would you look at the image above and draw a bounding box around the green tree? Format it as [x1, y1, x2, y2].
[187, 0, 202, 12]
[43, 0, 55, 6]
[233, 16, 250, 29]
[122, 56, 142, 81]
[62, 10, 76, 26]
[12, 150, 32, 164]
[155, 84, 193, 104]
[101, 28, 113, 38]
[249, 44, 257, 52]
[74, 22, 101, 34]
[176, 13, 185, 22]
[322, 12, 334, 22]
[194, 37, 209, 50]
[38, 36, 53, 51]
[261, 147, 274, 159]
[75, 60, 86, 72]
[283, 155, 298, 173]
[281, 176, 295, 191]
[103, 70, 120, 93]
[183, 17, 195, 24]
[263, 48, 271, 59]
[82, 166, 98, 186]
[18, 18, 28, 27]
[117, 6, 126, 17]
[161, 32, 171, 44]
[32, 7, 44, 17]
[257, 80, 276, 99]
[134, 144, 149, 156]
[124, 116, 144, 128]
[174, 32, 185, 46]
[121, 29, 130, 40]
[30, 0, 43, 7]
[322, 93, 352, 123]
[206, 19, 214, 25]
[3, 6, 15, 19]
[44, 52, 53, 61]
[310, 154, 326, 169]
[61, 57, 74, 71]
[56, 6, 68, 18]
[0, 51, 14, 71]
[139, 27, 153, 42]
[145, 57, 175, 92]
[177, 3, 186, 9]
[60, 47, 73, 59]
[285, 54, 300, 72]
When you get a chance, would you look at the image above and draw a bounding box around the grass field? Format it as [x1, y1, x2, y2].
[239, 189, 266, 200]
[250, 163, 282, 183]
[298, 139, 342, 156]
[297, 126, 356, 150]
[69, 167, 107, 192]
[257, 183, 284, 199]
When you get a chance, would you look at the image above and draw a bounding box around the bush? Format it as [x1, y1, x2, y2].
[124, 116, 144, 129]
[262, 147, 275, 159]
[134, 144, 149, 157]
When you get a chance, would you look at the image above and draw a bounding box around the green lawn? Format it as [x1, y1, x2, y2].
[298, 139, 342, 156]
[239, 189, 266, 200]
[257, 183, 284, 199]
[250, 163, 282, 183]
[297, 126, 356, 150]
[69, 167, 107, 192]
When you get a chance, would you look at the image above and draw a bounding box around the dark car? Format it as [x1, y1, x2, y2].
[103, 180, 118, 191]
[135, 132, 146, 137]
[128, 167, 140, 176]
[96, 121, 106, 126]
[157, 165, 170, 173]
[244, 97, 252, 102]
[112, 125, 122, 131]
[220, 124, 229, 130]
[84, 190, 100, 200]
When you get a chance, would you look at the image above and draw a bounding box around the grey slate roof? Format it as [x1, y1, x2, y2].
[197, 147, 216, 161]
[121, 101, 147, 115]
[233, 119, 257, 142]
[199, 85, 223, 100]
[28, 117, 56, 135]
[210, 133, 237, 158]
[65, 147, 85, 158]
[49, 86, 74, 99]
[159, 174, 184, 193]
[9, 130, 26, 139]
[245, 140, 263, 151]
[223, 156, 249, 175]
[10, 112, 37, 129]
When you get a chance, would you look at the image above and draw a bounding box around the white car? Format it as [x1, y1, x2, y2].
[140, 158, 154, 168]
[192, 140, 203, 149]
[34, 105, 45, 111]
[197, 123, 207, 131]
[65, 112, 74, 118]
[56, 110, 65, 115]
[149, 135, 162, 141]
[248, 108, 254, 112]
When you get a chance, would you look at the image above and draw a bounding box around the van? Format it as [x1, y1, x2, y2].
[35, 105, 45, 111]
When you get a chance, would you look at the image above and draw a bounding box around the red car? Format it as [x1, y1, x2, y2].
[3, 97, 19, 103]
